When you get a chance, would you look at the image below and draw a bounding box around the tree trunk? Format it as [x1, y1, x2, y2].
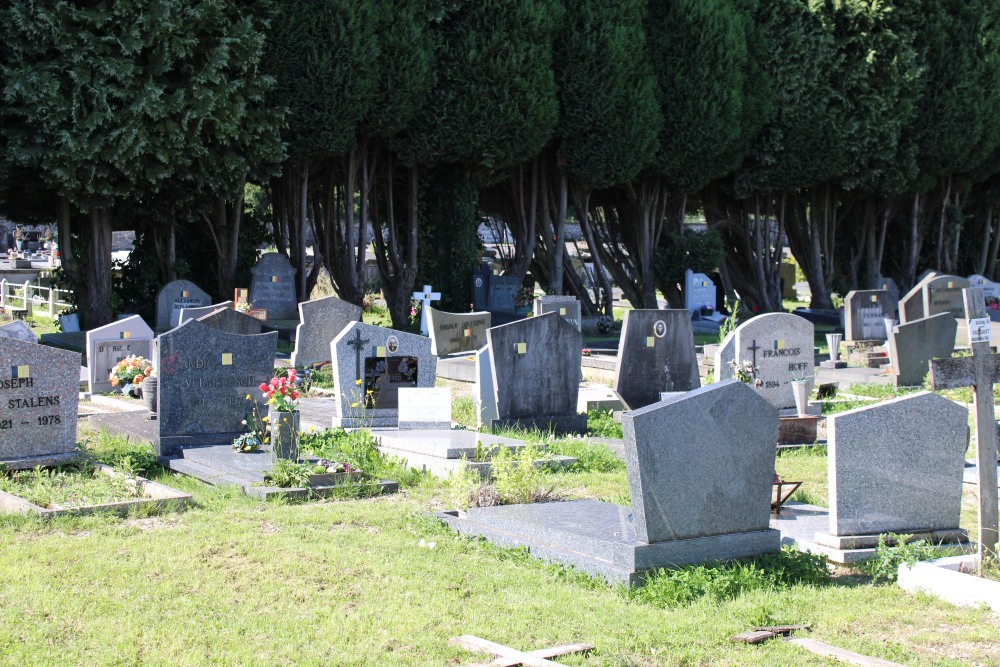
[80, 207, 114, 329]
[551, 169, 567, 294]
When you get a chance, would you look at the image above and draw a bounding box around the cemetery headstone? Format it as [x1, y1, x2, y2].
[887, 312, 956, 387]
[411, 284, 441, 336]
[684, 269, 717, 314]
[0, 337, 81, 469]
[815, 392, 968, 551]
[330, 322, 437, 428]
[197, 307, 264, 336]
[436, 380, 781, 584]
[155, 319, 277, 456]
[897, 272, 938, 323]
[58, 313, 80, 333]
[155, 279, 211, 330]
[486, 313, 586, 434]
[731, 313, 814, 409]
[879, 276, 900, 304]
[844, 289, 897, 342]
[427, 307, 491, 356]
[290, 295, 362, 369]
[233, 288, 249, 308]
[0, 320, 36, 343]
[471, 264, 490, 310]
[249, 252, 298, 320]
[924, 275, 970, 320]
[397, 387, 452, 430]
[532, 295, 582, 331]
[780, 262, 797, 300]
[930, 287, 1000, 566]
[968, 274, 1000, 320]
[179, 301, 234, 325]
[85, 315, 154, 394]
[713, 330, 736, 381]
[487, 275, 521, 313]
[474, 346, 498, 428]
[613, 309, 700, 410]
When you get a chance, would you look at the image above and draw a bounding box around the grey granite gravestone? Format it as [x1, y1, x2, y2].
[968, 274, 1000, 302]
[58, 313, 80, 333]
[0, 337, 81, 469]
[888, 312, 957, 387]
[290, 295, 361, 369]
[487, 275, 520, 313]
[155, 280, 212, 331]
[486, 313, 586, 434]
[330, 322, 436, 428]
[924, 275, 970, 320]
[85, 315, 154, 393]
[437, 380, 780, 584]
[179, 301, 234, 325]
[533, 296, 582, 331]
[0, 320, 36, 343]
[613, 309, 700, 410]
[474, 346, 498, 428]
[713, 330, 736, 381]
[684, 269, 716, 313]
[427, 307, 491, 356]
[155, 319, 277, 456]
[815, 392, 968, 550]
[844, 290, 897, 342]
[197, 307, 264, 336]
[249, 252, 298, 320]
[879, 276, 900, 304]
[732, 313, 814, 409]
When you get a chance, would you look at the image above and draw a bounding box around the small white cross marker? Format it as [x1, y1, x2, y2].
[411, 284, 441, 336]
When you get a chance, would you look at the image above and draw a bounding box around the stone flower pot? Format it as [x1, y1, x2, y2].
[269, 408, 300, 461]
[791, 379, 812, 417]
[142, 376, 158, 419]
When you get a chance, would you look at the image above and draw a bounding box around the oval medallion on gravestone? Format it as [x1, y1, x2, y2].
[653, 320, 667, 338]
[387, 335, 399, 354]
[475, 277, 483, 288]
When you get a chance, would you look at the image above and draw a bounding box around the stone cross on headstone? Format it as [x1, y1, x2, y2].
[346, 329, 370, 383]
[747, 339, 762, 368]
[930, 287, 1000, 569]
[411, 284, 440, 336]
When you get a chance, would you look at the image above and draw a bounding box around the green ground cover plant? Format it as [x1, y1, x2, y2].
[0, 461, 139, 509]
[586, 409, 623, 438]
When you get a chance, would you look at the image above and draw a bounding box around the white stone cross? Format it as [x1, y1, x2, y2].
[412, 284, 440, 336]
[930, 287, 1000, 569]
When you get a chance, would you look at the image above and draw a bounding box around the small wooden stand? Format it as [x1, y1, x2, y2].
[450, 635, 593, 667]
[771, 481, 802, 514]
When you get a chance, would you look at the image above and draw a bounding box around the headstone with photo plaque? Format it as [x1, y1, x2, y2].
[155, 280, 212, 331]
[427, 307, 490, 356]
[731, 313, 814, 409]
[330, 322, 436, 428]
[290, 295, 361, 369]
[249, 253, 298, 320]
[0, 337, 81, 469]
[85, 315, 154, 394]
[614, 309, 700, 410]
[155, 319, 277, 456]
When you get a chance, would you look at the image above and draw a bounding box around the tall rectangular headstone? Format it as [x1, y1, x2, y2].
[474, 346, 498, 428]
[844, 290, 897, 342]
[732, 313, 814, 409]
[622, 381, 780, 545]
[85, 314, 154, 393]
[713, 330, 736, 381]
[486, 313, 586, 433]
[684, 269, 716, 314]
[427, 307, 491, 356]
[486, 275, 520, 313]
[330, 322, 436, 428]
[291, 295, 361, 368]
[156, 319, 277, 456]
[818, 392, 967, 545]
[249, 252, 298, 320]
[155, 280, 211, 330]
[614, 309, 700, 410]
[0, 338, 80, 468]
[887, 312, 957, 387]
[532, 296, 581, 331]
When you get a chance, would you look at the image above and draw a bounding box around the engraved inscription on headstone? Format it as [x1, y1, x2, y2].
[249, 253, 298, 320]
[155, 280, 211, 330]
[731, 313, 814, 409]
[85, 315, 154, 394]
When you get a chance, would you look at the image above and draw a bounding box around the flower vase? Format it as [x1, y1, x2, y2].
[269, 408, 300, 461]
[791, 379, 811, 417]
[141, 376, 158, 419]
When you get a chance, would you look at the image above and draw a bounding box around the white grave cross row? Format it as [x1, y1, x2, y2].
[412, 284, 441, 336]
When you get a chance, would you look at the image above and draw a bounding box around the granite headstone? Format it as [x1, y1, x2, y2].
[820, 392, 967, 544]
[397, 387, 452, 430]
[427, 307, 491, 356]
[879, 276, 900, 304]
[887, 312, 957, 387]
[0, 337, 81, 468]
[713, 330, 736, 381]
[474, 346, 498, 428]
[197, 307, 264, 336]
[924, 275, 970, 320]
[486, 313, 586, 433]
[0, 320, 36, 343]
[732, 313, 814, 409]
[844, 290, 897, 342]
[532, 296, 582, 331]
[487, 275, 520, 313]
[85, 314, 155, 394]
[330, 322, 436, 428]
[613, 309, 700, 410]
[155, 319, 277, 456]
[155, 279, 212, 330]
[290, 296, 362, 369]
[249, 252, 298, 320]
[179, 301, 234, 325]
[684, 269, 716, 314]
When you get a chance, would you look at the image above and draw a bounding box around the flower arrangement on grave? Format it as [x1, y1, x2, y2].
[233, 394, 269, 453]
[728, 359, 762, 388]
[109, 355, 154, 397]
[260, 368, 300, 412]
[260, 369, 301, 460]
[512, 286, 534, 309]
[235, 300, 252, 314]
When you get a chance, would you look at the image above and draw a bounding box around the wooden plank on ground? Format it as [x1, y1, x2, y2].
[450, 635, 592, 667]
[787, 637, 907, 666]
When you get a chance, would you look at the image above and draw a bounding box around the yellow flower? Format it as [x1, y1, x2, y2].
[245, 394, 251, 400]
[351, 402, 359, 408]
[355, 379, 362, 385]
[262, 416, 269, 422]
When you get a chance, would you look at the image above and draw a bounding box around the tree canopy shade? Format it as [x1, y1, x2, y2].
[0, 0, 282, 327]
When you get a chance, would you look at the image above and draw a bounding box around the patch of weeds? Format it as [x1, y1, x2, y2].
[299, 427, 426, 487]
[446, 444, 557, 509]
[587, 409, 622, 439]
[864, 533, 965, 584]
[262, 458, 312, 488]
[309, 369, 334, 390]
[547, 440, 625, 473]
[845, 383, 919, 400]
[625, 546, 829, 608]
[0, 461, 141, 509]
[452, 395, 476, 428]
